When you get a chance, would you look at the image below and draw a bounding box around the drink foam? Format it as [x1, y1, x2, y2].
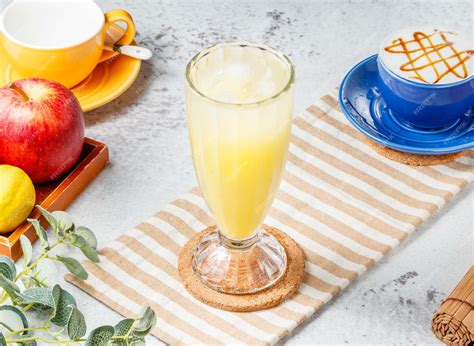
[380, 26, 473, 84]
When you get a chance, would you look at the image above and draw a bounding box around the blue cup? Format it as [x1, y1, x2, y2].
[377, 57, 473, 129]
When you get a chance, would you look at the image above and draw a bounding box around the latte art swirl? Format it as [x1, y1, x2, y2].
[380, 27, 473, 84]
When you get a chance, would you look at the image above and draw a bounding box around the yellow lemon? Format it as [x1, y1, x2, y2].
[0, 165, 36, 234]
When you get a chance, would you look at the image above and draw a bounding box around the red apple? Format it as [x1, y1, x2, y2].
[0, 78, 85, 183]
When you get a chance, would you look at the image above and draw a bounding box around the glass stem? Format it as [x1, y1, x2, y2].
[218, 229, 258, 250]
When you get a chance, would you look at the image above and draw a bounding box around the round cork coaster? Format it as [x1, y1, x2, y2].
[364, 137, 467, 166]
[178, 225, 305, 312]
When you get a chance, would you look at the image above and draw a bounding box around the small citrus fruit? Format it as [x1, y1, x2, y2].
[0, 165, 36, 234]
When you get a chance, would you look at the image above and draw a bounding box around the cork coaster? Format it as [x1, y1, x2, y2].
[178, 225, 305, 312]
[364, 137, 467, 166]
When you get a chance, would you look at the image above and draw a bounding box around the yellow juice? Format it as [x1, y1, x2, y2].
[186, 44, 294, 240]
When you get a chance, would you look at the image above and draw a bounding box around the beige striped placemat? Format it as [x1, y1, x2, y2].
[66, 89, 474, 345]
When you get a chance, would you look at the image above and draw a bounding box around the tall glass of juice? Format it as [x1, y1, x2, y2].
[185, 41, 295, 294]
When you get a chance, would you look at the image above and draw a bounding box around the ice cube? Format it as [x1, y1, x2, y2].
[255, 78, 276, 98]
[225, 63, 252, 80]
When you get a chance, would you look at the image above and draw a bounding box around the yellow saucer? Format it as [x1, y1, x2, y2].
[0, 45, 141, 112]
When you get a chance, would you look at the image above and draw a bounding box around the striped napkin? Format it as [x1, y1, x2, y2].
[66, 89, 473, 345]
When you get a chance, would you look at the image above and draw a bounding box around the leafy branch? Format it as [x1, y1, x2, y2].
[0, 206, 156, 345]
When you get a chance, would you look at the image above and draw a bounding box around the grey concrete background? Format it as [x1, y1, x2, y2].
[1, 0, 472, 344]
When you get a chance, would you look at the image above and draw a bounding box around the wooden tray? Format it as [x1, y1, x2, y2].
[0, 138, 109, 260]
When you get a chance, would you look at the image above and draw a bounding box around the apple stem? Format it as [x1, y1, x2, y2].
[10, 84, 29, 102]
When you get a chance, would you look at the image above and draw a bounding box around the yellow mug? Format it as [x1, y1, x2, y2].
[0, 0, 135, 88]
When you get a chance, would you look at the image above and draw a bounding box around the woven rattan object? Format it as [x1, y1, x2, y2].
[432, 267, 474, 345]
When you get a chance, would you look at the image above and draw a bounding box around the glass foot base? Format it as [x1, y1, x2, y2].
[191, 228, 287, 294]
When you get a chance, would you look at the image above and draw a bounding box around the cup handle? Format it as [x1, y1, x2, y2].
[99, 9, 136, 63]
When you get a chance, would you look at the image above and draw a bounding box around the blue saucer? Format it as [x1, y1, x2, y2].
[338, 54, 474, 154]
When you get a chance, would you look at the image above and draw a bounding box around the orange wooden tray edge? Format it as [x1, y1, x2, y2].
[0, 138, 109, 260]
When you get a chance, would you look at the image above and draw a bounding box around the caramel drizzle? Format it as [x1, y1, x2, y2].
[384, 30, 474, 84]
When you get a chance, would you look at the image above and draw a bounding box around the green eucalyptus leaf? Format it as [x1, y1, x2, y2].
[85, 325, 114, 346]
[75, 226, 98, 249]
[132, 306, 156, 337]
[36, 205, 58, 231]
[0, 273, 23, 304]
[0, 333, 5, 346]
[51, 287, 77, 326]
[52, 284, 61, 302]
[71, 235, 100, 263]
[51, 211, 74, 233]
[70, 234, 85, 246]
[0, 255, 16, 281]
[110, 318, 147, 345]
[113, 318, 134, 336]
[110, 319, 135, 346]
[55, 305, 74, 329]
[80, 245, 100, 263]
[0, 305, 28, 334]
[67, 306, 87, 339]
[56, 256, 88, 280]
[19, 235, 33, 266]
[21, 287, 56, 311]
[0, 265, 14, 282]
[27, 219, 49, 250]
[21, 276, 35, 289]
